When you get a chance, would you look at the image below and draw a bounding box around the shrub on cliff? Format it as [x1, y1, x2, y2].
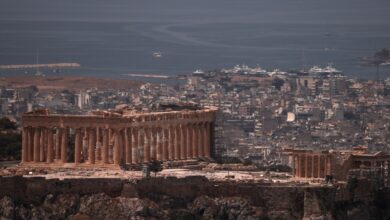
[0, 117, 21, 161]
[0, 133, 21, 161]
[149, 160, 163, 177]
[0, 117, 17, 130]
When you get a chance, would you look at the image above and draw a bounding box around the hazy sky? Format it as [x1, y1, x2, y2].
[1, 0, 389, 25]
[0, 0, 389, 78]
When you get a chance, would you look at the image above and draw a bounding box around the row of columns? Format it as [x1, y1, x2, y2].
[353, 159, 390, 186]
[21, 122, 212, 166]
[292, 154, 331, 179]
[354, 160, 390, 169]
[21, 127, 68, 164]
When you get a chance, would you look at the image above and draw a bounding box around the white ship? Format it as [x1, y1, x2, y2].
[193, 69, 204, 74]
[35, 70, 45, 77]
[153, 52, 162, 58]
[268, 69, 287, 76]
[222, 64, 267, 75]
[308, 64, 342, 75]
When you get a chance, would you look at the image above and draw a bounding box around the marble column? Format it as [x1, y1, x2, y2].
[295, 155, 298, 177]
[119, 128, 126, 164]
[74, 129, 82, 164]
[157, 128, 163, 161]
[88, 128, 95, 164]
[33, 127, 40, 162]
[61, 128, 68, 163]
[150, 128, 156, 161]
[132, 128, 138, 164]
[186, 124, 192, 159]
[180, 124, 186, 160]
[108, 129, 113, 146]
[27, 127, 33, 162]
[125, 128, 131, 164]
[174, 125, 180, 160]
[55, 128, 62, 160]
[311, 155, 314, 178]
[192, 124, 198, 158]
[324, 156, 327, 176]
[198, 124, 204, 157]
[22, 127, 28, 163]
[204, 123, 210, 158]
[46, 128, 54, 163]
[297, 154, 301, 178]
[325, 156, 330, 176]
[163, 128, 168, 161]
[96, 128, 102, 161]
[168, 126, 174, 160]
[292, 155, 295, 176]
[113, 130, 120, 165]
[82, 129, 88, 162]
[317, 155, 322, 178]
[144, 128, 150, 162]
[291, 154, 297, 177]
[107, 129, 113, 163]
[102, 128, 109, 164]
[304, 154, 308, 178]
[138, 129, 144, 163]
[40, 128, 45, 162]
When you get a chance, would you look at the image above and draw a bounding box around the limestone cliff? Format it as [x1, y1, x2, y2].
[0, 176, 389, 220]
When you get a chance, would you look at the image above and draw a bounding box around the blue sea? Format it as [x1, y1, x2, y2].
[0, 0, 389, 80]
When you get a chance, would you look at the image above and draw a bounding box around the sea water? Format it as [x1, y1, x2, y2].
[0, 0, 389, 80]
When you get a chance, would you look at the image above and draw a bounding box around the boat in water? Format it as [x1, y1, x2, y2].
[35, 70, 45, 77]
[193, 69, 204, 74]
[308, 64, 342, 75]
[153, 52, 162, 58]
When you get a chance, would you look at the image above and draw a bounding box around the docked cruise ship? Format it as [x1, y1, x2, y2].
[308, 64, 342, 75]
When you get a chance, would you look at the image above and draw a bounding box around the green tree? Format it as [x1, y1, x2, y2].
[272, 77, 285, 90]
[0, 117, 21, 160]
[364, 48, 390, 80]
[374, 48, 390, 62]
[149, 160, 163, 177]
[0, 117, 17, 130]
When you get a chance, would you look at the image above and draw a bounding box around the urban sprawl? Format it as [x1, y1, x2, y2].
[1, 65, 390, 167]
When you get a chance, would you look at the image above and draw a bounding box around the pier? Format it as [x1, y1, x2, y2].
[0, 63, 80, 70]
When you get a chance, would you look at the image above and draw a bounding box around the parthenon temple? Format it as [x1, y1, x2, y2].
[20, 107, 216, 168]
[285, 146, 390, 182]
[286, 149, 332, 179]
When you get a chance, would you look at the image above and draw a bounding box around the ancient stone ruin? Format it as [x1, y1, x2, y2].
[20, 108, 217, 168]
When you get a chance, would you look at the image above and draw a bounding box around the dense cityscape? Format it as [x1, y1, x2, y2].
[1, 64, 389, 166]
[1, 0, 390, 218]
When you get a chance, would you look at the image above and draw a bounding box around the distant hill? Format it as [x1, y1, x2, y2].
[361, 47, 390, 66]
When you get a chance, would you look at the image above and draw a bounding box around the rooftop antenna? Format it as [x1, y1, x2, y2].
[36, 49, 39, 74]
[35, 49, 44, 76]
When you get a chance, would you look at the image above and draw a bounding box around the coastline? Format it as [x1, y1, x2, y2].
[0, 76, 142, 91]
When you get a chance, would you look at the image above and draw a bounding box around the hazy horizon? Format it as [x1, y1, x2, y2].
[0, 0, 389, 79]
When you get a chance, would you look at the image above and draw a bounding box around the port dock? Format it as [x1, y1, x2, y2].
[0, 63, 80, 70]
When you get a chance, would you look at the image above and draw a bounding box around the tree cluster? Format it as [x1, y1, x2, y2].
[0, 117, 21, 161]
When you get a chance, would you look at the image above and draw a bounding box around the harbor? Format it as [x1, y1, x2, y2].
[0, 63, 81, 70]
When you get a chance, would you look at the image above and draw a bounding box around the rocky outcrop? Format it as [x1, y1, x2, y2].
[76, 193, 165, 219]
[0, 196, 14, 219]
[191, 196, 264, 219]
[0, 176, 389, 220]
[303, 188, 334, 220]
